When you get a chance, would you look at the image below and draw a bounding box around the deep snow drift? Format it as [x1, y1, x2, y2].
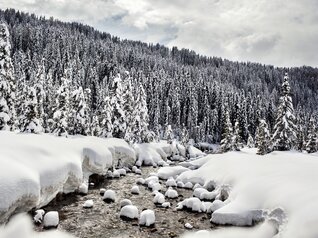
[176, 148, 318, 238]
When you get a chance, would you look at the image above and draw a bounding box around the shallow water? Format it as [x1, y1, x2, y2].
[39, 166, 215, 238]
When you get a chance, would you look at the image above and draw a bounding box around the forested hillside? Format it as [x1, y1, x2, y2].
[0, 8, 318, 145]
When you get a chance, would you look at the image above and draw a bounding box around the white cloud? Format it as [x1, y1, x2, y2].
[0, 0, 317, 67]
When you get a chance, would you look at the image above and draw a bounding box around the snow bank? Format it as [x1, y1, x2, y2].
[188, 146, 205, 158]
[0, 131, 135, 223]
[157, 166, 190, 180]
[177, 149, 318, 238]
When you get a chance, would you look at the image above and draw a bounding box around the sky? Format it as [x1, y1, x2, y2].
[0, 0, 318, 67]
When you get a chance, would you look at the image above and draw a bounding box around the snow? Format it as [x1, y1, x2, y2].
[120, 199, 132, 208]
[0, 131, 136, 223]
[184, 182, 193, 189]
[43, 211, 59, 228]
[135, 142, 171, 167]
[136, 178, 145, 185]
[83, 199, 94, 208]
[177, 181, 185, 188]
[78, 183, 88, 195]
[99, 188, 106, 195]
[117, 168, 126, 176]
[0, 214, 74, 238]
[113, 170, 120, 178]
[131, 185, 140, 194]
[165, 187, 178, 199]
[139, 209, 156, 226]
[193, 188, 207, 198]
[188, 146, 205, 158]
[119, 205, 139, 219]
[208, 200, 225, 213]
[157, 166, 190, 180]
[176, 149, 318, 237]
[148, 181, 162, 192]
[161, 202, 171, 208]
[200, 191, 218, 201]
[153, 192, 165, 204]
[33, 209, 45, 223]
[166, 177, 177, 187]
[177, 197, 206, 213]
[103, 190, 116, 202]
[184, 222, 193, 229]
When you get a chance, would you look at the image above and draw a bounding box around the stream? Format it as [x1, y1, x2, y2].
[38, 165, 216, 238]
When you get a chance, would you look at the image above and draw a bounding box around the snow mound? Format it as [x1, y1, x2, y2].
[184, 182, 193, 189]
[157, 166, 190, 180]
[103, 190, 116, 203]
[120, 199, 132, 208]
[136, 178, 145, 185]
[99, 188, 106, 196]
[83, 200, 94, 208]
[177, 181, 185, 188]
[139, 209, 156, 226]
[78, 183, 88, 195]
[188, 146, 205, 158]
[165, 187, 178, 199]
[161, 202, 171, 208]
[112, 170, 120, 178]
[120, 205, 139, 220]
[135, 142, 171, 167]
[43, 211, 59, 229]
[117, 168, 126, 176]
[193, 188, 208, 198]
[149, 181, 162, 192]
[208, 200, 225, 213]
[131, 185, 140, 195]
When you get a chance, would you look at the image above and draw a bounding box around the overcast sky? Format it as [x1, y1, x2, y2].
[1, 0, 318, 67]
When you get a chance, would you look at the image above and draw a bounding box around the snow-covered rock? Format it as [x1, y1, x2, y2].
[184, 182, 193, 189]
[78, 183, 88, 195]
[99, 188, 106, 196]
[135, 168, 142, 175]
[120, 199, 132, 208]
[165, 187, 178, 199]
[106, 170, 113, 178]
[145, 176, 159, 185]
[103, 190, 116, 203]
[184, 222, 193, 229]
[139, 209, 156, 226]
[157, 166, 190, 180]
[177, 197, 206, 213]
[200, 191, 217, 201]
[33, 209, 45, 224]
[153, 192, 165, 204]
[131, 185, 140, 195]
[188, 146, 205, 158]
[43, 211, 59, 229]
[119, 205, 139, 220]
[132, 166, 138, 173]
[136, 178, 145, 185]
[193, 188, 208, 198]
[193, 183, 203, 190]
[177, 181, 185, 188]
[161, 202, 171, 208]
[208, 200, 225, 213]
[135, 143, 171, 167]
[83, 199, 94, 208]
[166, 177, 177, 187]
[112, 170, 120, 178]
[117, 168, 126, 176]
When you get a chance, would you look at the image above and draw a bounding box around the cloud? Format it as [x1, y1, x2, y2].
[0, 0, 317, 67]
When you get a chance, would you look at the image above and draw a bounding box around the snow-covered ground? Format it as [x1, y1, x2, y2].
[175, 148, 318, 238]
[0, 131, 136, 223]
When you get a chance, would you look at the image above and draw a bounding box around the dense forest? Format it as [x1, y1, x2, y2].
[0, 8, 318, 152]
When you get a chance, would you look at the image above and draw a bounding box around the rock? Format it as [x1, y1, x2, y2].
[103, 190, 116, 203]
[120, 205, 139, 220]
[131, 185, 140, 195]
[43, 211, 59, 229]
[83, 199, 94, 208]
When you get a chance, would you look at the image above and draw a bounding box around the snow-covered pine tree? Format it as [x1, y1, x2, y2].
[34, 59, 46, 130]
[0, 23, 16, 130]
[272, 73, 297, 151]
[232, 119, 243, 151]
[220, 110, 233, 153]
[100, 95, 113, 138]
[91, 115, 101, 137]
[135, 82, 150, 143]
[256, 119, 271, 155]
[50, 69, 71, 136]
[69, 85, 88, 135]
[123, 77, 135, 143]
[20, 86, 43, 133]
[306, 117, 317, 153]
[247, 133, 255, 148]
[164, 124, 173, 144]
[110, 73, 126, 138]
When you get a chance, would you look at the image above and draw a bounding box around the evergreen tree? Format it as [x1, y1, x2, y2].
[134, 83, 149, 143]
[91, 115, 101, 137]
[50, 69, 71, 136]
[69, 86, 88, 135]
[123, 78, 135, 143]
[110, 74, 126, 138]
[164, 124, 173, 144]
[247, 133, 255, 148]
[220, 110, 233, 153]
[306, 117, 317, 153]
[100, 96, 113, 138]
[19, 86, 43, 133]
[232, 119, 243, 151]
[0, 23, 16, 130]
[256, 120, 271, 155]
[272, 73, 297, 151]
